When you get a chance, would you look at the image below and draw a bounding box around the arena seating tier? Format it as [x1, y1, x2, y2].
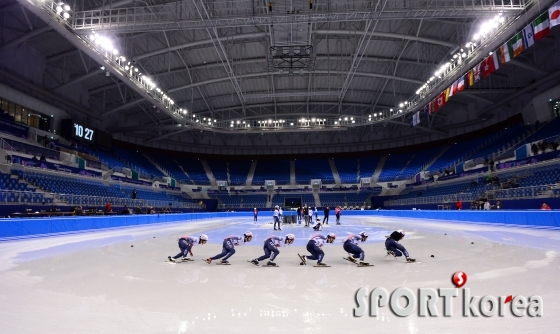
[359, 156, 381, 179]
[252, 160, 291, 185]
[113, 148, 165, 179]
[206, 160, 228, 182]
[176, 158, 210, 185]
[333, 158, 359, 184]
[295, 159, 335, 184]
[228, 161, 252, 186]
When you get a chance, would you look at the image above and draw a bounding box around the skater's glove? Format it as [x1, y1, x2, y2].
[189, 251, 193, 256]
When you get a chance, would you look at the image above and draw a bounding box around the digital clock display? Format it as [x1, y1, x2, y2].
[73, 123, 95, 141]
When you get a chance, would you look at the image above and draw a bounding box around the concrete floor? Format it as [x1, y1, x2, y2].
[0, 216, 558, 333]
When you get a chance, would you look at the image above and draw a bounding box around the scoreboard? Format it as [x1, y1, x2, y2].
[61, 119, 111, 148]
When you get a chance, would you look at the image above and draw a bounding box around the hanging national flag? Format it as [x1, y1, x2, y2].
[467, 69, 475, 87]
[523, 24, 535, 48]
[450, 81, 458, 97]
[411, 111, 421, 127]
[550, 1, 560, 28]
[509, 32, 525, 57]
[423, 104, 429, 116]
[482, 53, 499, 77]
[457, 75, 465, 92]
[430, 99, 436, 114]
[473, 63, 481, 82]
[445, 87, 451, 102]
[498, 42, 512, 64]
[533, 12, 550, 41]
[436, 91, 446, 110]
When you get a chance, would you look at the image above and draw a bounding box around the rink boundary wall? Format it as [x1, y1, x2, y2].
[2, 210, 560, 240]
[0, 212, 250, 240]
[345, 210, 560, 229]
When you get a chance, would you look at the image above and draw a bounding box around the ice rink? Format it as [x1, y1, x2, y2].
[0, 215, 558, 333]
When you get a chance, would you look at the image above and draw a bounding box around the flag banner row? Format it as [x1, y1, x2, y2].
[419, 0, 560, 119]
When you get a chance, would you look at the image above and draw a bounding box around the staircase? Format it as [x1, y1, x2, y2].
[226, 162, 231, 185]
[200, 160, 217, 186]
[290, 160, 296, 185]
[313, 190, 321, 206]
[372, 156, 387, 183]
[266, 190, 273, 208]
[328, 159, 342, 185]
[142, 153, 170, 177]
[423, 146, 450, 172]
[175, 160, 192, 183]
[246, 160, 257, 186]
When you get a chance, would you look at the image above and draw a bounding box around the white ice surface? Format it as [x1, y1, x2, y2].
[0, 216, 558, 333]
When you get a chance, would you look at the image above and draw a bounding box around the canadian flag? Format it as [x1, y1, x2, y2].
[482, 53, 499, 78]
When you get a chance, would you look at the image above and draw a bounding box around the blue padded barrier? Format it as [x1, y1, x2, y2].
[340, 210, 560, 229]
[0, 212, 251, 240]
[3, 210, 560, 240]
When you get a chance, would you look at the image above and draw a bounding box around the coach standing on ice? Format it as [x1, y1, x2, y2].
[273, 206, 281, 231]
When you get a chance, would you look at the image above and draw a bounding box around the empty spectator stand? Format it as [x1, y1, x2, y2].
[520, 117, 560, 146]
[0, 171, 49, 204]
[294, 159, 335, 184]
[206, 160, 228, 182]
[427, 132, 497, 174]
[468, 125, 530, 162]
[149, 156, 191, 184]
[113, 147, 166, 179]
[228, 161, 252, 186]
[84, 147, 128, 172]
[334, 158, 359, 184]
[319, 192, 346, 207]
[252, 160, 291, 185]
[378, 152, 414, 182]
[359, 156, 381, 179]
[175, 158, 210, 185]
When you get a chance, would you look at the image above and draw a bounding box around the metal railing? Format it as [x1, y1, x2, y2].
[0, 189, 202, 209]
[0, 190, 47, 205]
[71, 0, 529, 33]
[57, 194, 199, 209]
[0, 137, 60, 160]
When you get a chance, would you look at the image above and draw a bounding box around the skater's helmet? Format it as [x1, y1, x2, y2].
[285, 234, 295, 244]
[199, 234, 208, 244]
[359, 231, 368, 241]
[397, 229, 405, 236]
[244, 231, 253, 242]
[327, 232, 336, 243]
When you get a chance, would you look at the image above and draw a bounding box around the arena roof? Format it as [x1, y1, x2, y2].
[1, 0, 559, 154]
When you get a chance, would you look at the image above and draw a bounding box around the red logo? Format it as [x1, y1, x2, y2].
[452, 271, 467, 288]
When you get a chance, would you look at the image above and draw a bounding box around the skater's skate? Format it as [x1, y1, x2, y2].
[250, 259, 259, 266]
[386, 250, 396, 258]
[266, 261, 276, 266]
[168, 256, 176, 263]
[316, 262, 328, 266]
[346, 256, 357, 263]
[406, 258, 416, 263]
[220, 260, 229, 264]
[204, 258, 212, 264]
[358, 261, 370, 266]
[298, 253, 307, 265]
